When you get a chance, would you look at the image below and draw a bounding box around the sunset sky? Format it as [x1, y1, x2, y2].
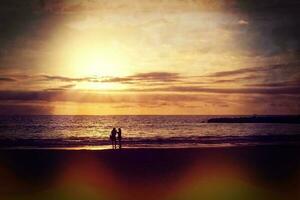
[0, 0, 299, 115]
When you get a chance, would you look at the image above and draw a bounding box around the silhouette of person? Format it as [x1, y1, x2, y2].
[117, 128, 122, 149]
[110, 128, 117, 149]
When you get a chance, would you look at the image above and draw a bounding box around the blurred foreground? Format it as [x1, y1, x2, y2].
[0, 146, 299, 200]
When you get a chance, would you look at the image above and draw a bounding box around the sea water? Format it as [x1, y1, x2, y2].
[0, 115, 300, 149]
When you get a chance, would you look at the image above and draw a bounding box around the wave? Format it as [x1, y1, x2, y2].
[1, 134, 300, 148]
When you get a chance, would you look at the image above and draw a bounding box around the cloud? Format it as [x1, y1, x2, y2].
[0, 90, 240, 112]
[2, 68, 299, 95]
[40, 72, 182, 84]
[45, 84, 76, 91]
[202, 62, 300, 88]
[205, 62, 300, 78]
[240, 94, 300, 113]
[129, 72, 180, 82]
[0, 103, 53, 115]
[205, 65, 276, 78]
[40, 75, 92, 82]
[103, 72, 181, 84]
[246, 80, 300, 87]
[1, 84, 299, 106]
[210, 74, 259, 84]
[0, 90, 202, 103]
[0, 89, 299, 114]
[100, 77, 135, 84]
[0, 91, 60, 102]
[0, 76, 16, 82]
[128, 86, 300, 95]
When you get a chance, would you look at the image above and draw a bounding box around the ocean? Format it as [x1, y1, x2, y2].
[1, 115, 300, 149]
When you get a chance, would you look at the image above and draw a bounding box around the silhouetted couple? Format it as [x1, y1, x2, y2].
[110, 128, 122, 149]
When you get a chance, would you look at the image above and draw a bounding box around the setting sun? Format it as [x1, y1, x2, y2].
[53, 29, 133, 78]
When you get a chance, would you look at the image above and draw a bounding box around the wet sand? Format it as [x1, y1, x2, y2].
[0, 145, 300, 200]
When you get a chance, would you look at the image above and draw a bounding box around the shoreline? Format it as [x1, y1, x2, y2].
[1, 134, 300, 150]
[1, 141, 300, 151]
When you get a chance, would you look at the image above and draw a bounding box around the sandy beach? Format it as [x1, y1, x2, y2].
[0, 145, 299, 200]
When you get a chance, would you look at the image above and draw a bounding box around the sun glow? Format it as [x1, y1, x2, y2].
[68, 46, 127, 77]
[54, 30, 134, 79]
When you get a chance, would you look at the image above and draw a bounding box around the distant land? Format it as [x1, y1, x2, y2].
[207, 115, 300, 123]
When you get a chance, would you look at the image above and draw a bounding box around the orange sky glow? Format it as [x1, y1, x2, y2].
[0, 0, 299, 115]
